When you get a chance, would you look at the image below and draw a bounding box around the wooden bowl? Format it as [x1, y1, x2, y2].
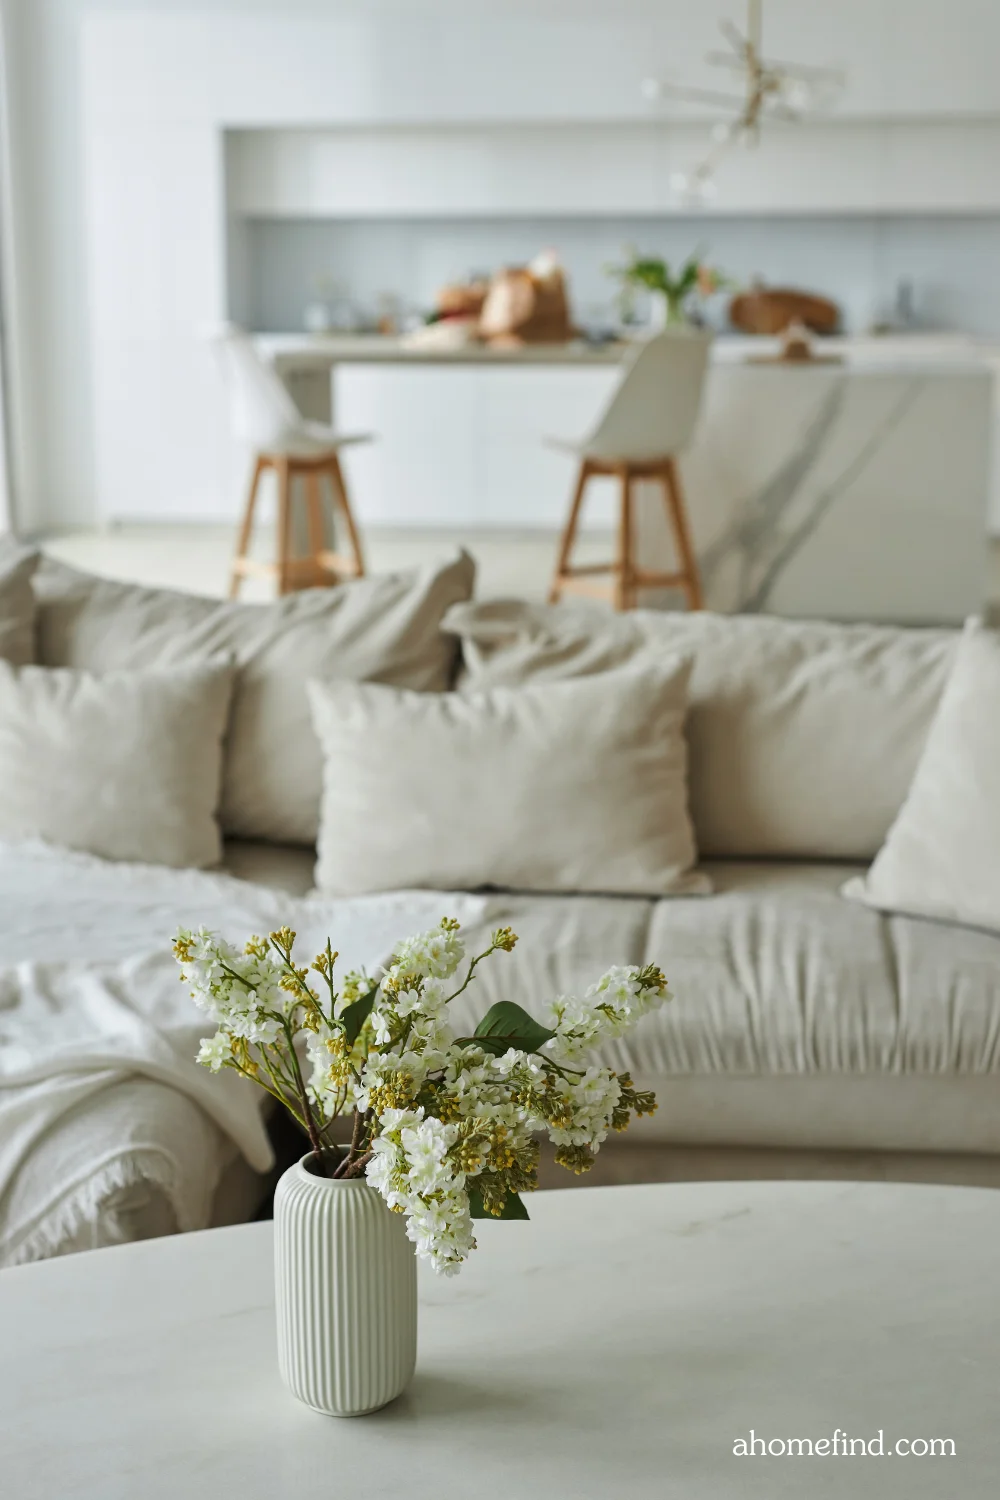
[730, 287, 840, 336]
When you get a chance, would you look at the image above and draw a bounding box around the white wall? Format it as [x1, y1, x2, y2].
[7, 0, 1000, 532]
[1, 0, 349, 533]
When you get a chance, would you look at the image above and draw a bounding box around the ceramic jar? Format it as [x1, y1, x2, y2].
[273, 1155, 417, 1416]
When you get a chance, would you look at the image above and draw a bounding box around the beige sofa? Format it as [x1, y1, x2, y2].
[215, 592, 1000, 1192]
[9, 551, 999, 1269]
[433, 598, 1000, 1190]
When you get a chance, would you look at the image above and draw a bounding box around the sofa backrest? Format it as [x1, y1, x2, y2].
[444, 600, 957, 861]
[34, 551, 475, 847]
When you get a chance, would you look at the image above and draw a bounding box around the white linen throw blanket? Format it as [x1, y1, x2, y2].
[0, 840, 486, 1265]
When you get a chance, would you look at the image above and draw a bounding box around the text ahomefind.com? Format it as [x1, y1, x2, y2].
[733, 1430, 956, 1458]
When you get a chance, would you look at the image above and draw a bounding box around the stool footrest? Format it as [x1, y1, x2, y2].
[557, 564, 688, 587]
[555, 576, 618, 600]
[316, 549, 364, 577]
[632, 569, 688, 587]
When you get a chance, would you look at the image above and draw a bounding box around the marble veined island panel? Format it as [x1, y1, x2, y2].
[641, 362, 991, 623]
[264, 336, 995, 625]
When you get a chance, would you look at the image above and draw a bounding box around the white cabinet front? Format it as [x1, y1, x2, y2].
[336, 365, 619, 529]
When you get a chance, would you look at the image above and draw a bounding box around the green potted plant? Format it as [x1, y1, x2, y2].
[607, 247, 729, 328]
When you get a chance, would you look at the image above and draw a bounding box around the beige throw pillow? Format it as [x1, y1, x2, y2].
[307, 665, 709, 898]
[0, 660, 234, 868]
[844, 620, 1000, 932]
[0, 543, 39, 666]
[444, 599, 956, 861]
[34, 552, 475, 845]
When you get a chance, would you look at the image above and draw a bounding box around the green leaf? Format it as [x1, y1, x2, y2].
[339, 982, 379, 1047]
[471, 1000, 555, 1056]
[468, 1186, 530, 1221]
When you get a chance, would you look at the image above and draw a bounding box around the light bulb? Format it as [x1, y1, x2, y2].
[671, 168, 717, 205]
[783, 78, 813, 112]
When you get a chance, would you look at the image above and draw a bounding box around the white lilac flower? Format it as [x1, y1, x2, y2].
[390, 923, 465, 982]
[304, 1021, 352, 1106]
[179, 930, 287, 1042]
[397, 1115, 459, 1194]
[196, 1031, 231, 1072]
[588, 965, 668, 1026]
[405, 1190, 476, 1275]
[369, 1005, 394, 1048]
[354, 1049, 435, 1115]
[370, 974, 453, 1054]
[545, 965, 670, 1063]
[364, 1107, 477, 1274]
[544, 992, 605, 1060]
[547, 1067, 623, 1149]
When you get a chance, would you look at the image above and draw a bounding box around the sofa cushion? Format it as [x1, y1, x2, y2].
[633, 860, 1000, 1076]
[34, 552, 475, 846]
[0, 659, 234, 867]
[634, 862, 1000, 1155]
[845, 619, 1000, 934]
[442, 861, 1000, 1158]
[307, 665, 710, 898]
[444, 599, 956, 860]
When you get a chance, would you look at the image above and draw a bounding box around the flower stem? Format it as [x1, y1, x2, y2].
[279, 1015, 333, 1173]
[332, 1107, 368, 1177]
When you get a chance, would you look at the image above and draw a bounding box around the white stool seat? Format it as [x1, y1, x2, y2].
[268, 422, 372, 460]
[544, 433, 677, 462]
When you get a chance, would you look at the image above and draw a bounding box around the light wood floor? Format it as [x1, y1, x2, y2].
[40, 522, 1000, 617]
[41, 524, 615, 604]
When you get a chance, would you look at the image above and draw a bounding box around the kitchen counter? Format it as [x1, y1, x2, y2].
[258, 330, 1000, 377]
[259, 330, 999, 624]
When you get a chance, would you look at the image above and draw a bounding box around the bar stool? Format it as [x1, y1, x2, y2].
[548, 330, 710, 611]
[211, 325, 371, 598]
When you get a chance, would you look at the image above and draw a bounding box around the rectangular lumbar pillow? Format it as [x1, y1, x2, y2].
[33, 552, 474, 845]
[307, 664, 710, 898]
[443, 598, 956, 862]
[843, 619, 1000, 933]
[0, 660, 234, 867]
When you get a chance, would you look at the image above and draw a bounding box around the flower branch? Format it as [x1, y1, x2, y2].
[173, 919, 671, 1275]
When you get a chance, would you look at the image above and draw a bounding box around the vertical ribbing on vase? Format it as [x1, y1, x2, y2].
[274, 1163, 417, 1416]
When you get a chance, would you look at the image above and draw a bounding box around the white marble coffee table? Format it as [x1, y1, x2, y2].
[1, 1180, 995, 1498]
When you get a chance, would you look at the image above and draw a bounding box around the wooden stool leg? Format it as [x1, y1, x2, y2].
[305, 470, 326, 586]
[662, 457, 704, 610]
[328, 455, 365, 578]
[275, 457, 293, 596]
[549, 459, 590, 604]
[229, 455, 265, 599]
[614, 464, 636, 612]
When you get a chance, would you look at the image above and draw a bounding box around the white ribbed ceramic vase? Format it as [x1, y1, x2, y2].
[273, 1156, 417, 1416]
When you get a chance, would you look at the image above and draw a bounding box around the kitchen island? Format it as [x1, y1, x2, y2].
[258, 332, 999, 623]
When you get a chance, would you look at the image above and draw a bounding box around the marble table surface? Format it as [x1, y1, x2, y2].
[258, 330, 1000, 375]
[1, 1179, 995, 1499]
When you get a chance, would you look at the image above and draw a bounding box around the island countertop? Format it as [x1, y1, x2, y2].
[257, 330, 1000, 377]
